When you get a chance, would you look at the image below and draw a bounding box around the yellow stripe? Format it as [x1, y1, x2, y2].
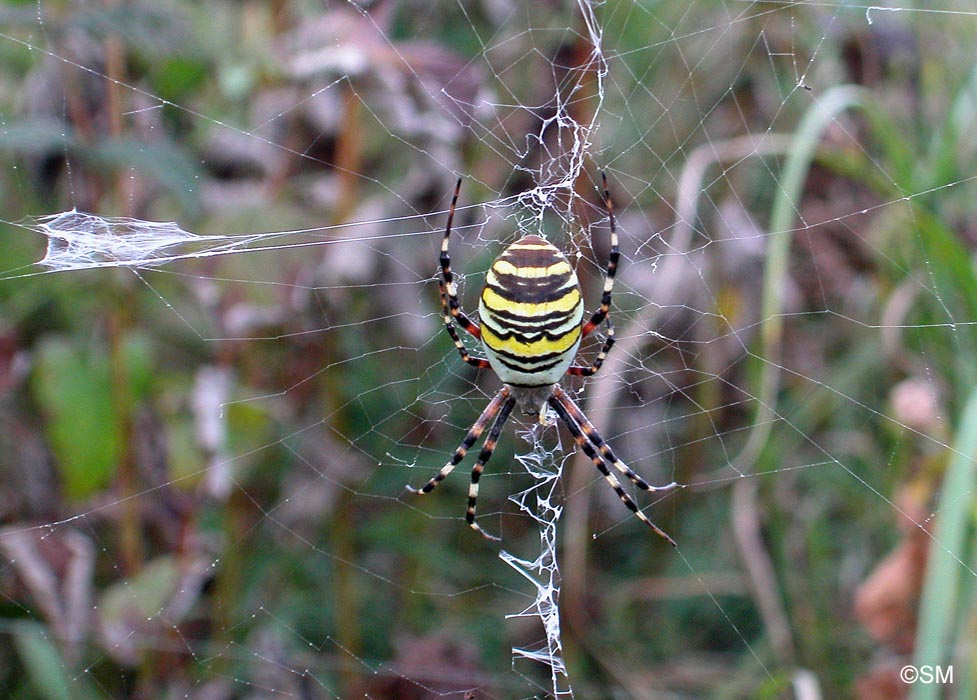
[481, 286, 581, 316]
[506, 243, 557, 251]
[485, 268, 576, 290]
[492, 259, 572, 278]
[481, 321, 581, 357]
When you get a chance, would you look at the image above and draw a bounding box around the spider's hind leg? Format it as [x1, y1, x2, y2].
[549, 386, 677, 545]
[554, 386, 677, 493]
[406, 388, 510, 495]
[406, 387, 514, 541]
[465, 394, 516, 541]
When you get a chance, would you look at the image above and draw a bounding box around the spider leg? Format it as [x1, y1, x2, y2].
[440, 178, 482, 341]
[567, 316, 614, 377]
[549, 388, 676, 546]
[406, 387, 511, 496]
[438, 179, 489, 369]
[466, 394, 516, 541]
[581, 173, 618, 338]
[553, 386, 677, 492]
[441, 293, 491, 370]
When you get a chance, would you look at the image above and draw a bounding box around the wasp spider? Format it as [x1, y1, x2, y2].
[407, 176, 677, 543]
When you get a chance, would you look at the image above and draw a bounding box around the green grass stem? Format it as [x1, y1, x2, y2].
[739, 85, 867, 469]
[911, 388, 977, 700]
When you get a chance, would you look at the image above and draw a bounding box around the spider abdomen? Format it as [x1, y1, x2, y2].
[478, 235, 584, 387]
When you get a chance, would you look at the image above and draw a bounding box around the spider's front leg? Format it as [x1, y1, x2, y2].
[570, 175, 620, 377]
[567, 317, 614, 377]
[439, 178, 490, 369]
[580, 172, 619, 339]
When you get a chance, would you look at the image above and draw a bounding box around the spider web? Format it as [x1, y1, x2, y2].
[1, 1, 977, 699]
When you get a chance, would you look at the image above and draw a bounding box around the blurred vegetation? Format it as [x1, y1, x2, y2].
[0, 1, 976, 699]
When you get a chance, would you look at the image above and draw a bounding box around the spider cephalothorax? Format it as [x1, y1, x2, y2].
[407, 176, 676, 543]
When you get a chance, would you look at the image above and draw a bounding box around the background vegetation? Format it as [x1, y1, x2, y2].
[0, 1, 975, 698]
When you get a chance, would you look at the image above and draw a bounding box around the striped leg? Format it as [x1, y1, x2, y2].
[466, 394, 516, 540]
[553, 386, 677, 492]
[441, 287, 491, 370]
[440, 178, 483, 340]
[439, 179, 489, 369]
[406, 387, 511, 496]
[567, 317, 614, 377]
[549, 388, 676, 546]
[581, 172, 619, 338]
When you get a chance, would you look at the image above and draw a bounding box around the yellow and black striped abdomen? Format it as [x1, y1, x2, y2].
[478, 235, 584, 387]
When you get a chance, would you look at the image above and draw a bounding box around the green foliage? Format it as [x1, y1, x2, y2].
[11, 622, 99, 700]
[912, 390, 977, 700]
[32, 333, 153, 500]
